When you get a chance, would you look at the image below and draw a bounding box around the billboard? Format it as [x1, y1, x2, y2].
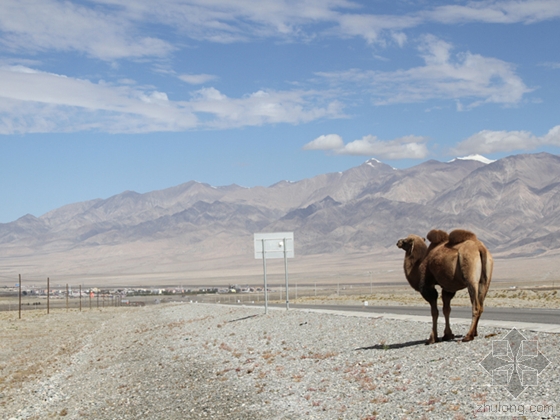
[254, 232, 294, 259]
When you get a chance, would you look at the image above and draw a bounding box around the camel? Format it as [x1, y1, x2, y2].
[396, 229, 493, 344]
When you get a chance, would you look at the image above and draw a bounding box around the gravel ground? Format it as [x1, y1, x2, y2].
[0, 303, 558, 419]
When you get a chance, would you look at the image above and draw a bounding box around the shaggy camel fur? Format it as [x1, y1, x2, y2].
[396, 229, 493, 344]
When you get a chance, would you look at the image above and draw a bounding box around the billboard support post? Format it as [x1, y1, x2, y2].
[18, 274, 21, 320]
[254, 232, 294, 314]
[283, 238, 289, 310]
[262, 239, 268, 314]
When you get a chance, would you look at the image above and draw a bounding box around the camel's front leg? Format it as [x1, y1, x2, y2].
[421, 286, 439, 344]
[463, 284, 482, 342]
[441, 290, 456, 341]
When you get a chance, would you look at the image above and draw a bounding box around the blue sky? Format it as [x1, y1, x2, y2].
[1, 0, 560, 223]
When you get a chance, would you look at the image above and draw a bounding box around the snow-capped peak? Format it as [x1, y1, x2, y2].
[449, 154, 495, 164]
[364, 157, 397, 170]
[365, 158, 382, 167]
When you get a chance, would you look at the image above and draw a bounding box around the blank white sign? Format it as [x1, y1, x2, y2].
[254, 232, 294, 259]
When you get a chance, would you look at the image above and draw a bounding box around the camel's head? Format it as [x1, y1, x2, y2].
[397, 234, 427, 261]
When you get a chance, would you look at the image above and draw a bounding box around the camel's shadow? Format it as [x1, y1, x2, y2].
[355, 335, 464, 350]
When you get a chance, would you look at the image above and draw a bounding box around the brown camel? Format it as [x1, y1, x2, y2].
[396, 229, 493, 344]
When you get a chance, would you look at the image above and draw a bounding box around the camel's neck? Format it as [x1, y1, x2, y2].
[404, 256, 422, 292]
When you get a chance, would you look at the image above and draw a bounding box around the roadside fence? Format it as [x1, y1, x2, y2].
[0, 274, 409, 318]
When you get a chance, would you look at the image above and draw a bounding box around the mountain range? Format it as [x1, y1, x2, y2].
[1, 152, 560, 281]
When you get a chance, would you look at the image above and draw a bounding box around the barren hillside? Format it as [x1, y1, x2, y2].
[1, 152, 559, 283]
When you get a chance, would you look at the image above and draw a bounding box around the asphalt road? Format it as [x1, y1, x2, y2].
[242, 302, 560, 325]
[6, 295, 558, 327]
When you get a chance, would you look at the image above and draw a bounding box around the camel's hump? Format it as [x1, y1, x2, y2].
[447, 229, 477, 246]
[426, 229, 448, 245]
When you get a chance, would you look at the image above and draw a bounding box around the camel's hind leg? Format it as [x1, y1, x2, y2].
[471, 277, 491, 339]
[463, 283, 483, 342]
[441, 290, 456, 341]
[458, 245, 484, 342]
[420, 286, 439, 344]
[474, 249, 493, 338]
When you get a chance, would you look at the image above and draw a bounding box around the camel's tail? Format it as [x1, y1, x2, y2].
[478, 244, 493, 303]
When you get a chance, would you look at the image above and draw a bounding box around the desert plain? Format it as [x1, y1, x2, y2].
[1, 250, 560, 419]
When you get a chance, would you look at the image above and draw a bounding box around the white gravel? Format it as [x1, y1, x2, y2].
[0, 303, 558, 419]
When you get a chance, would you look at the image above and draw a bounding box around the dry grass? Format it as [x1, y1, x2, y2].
[290, 286, 560, 309]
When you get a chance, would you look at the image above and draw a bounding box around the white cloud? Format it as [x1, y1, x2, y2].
[178, 74, 218, 85]
[453, 125, 560, 155]
[303, 134, 344, 150]
[0, 0, 173, 60]
[539, 62, 560, 69]
[334, 13, 418, 45]
[0, 2, 552, 134]
[391, 31, 407, 47]
[0, 66, 197, 133]
[303, 133, 429, 159]
[147, 0, 560, 45]
[85, 0, 354, 45]
[1, 0, 559, 62]
[425, 1, 560, 24]
[107, 0, 560, 46]
[317, 35, 532, 107]
[189, 87, 344, 128]
[0, 66, 343, 133]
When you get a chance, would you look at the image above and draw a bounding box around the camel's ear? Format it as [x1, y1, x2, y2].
[422, 237, 426, 242]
